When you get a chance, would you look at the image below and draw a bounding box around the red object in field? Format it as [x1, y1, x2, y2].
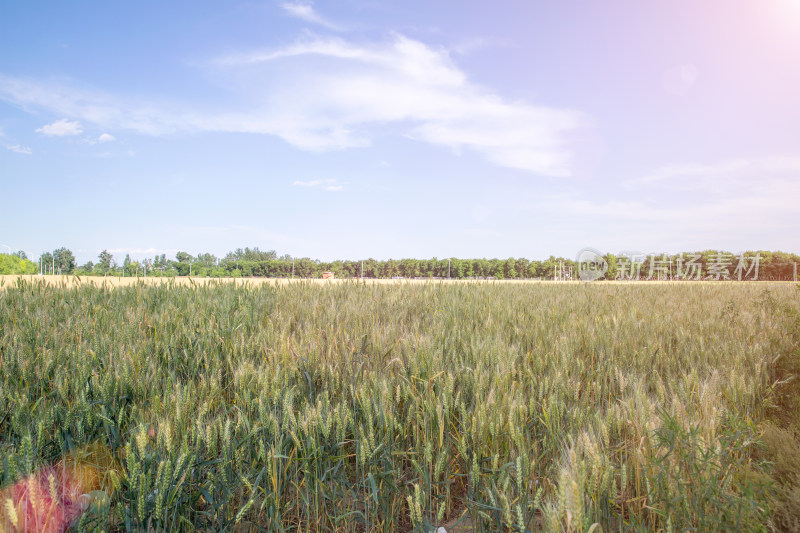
[322, 272, 335, 279]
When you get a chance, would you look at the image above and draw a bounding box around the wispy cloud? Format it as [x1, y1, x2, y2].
[35, 118, 83, 136]
[214, 35, 587, 175]
[0, 75, 185, 135]
[293, 179, 344, 191]
[281, 2, 342, 30]
[82, 132, 117, 146]
[613, 156, 799, 216]
[627, 156, 800, 196]
[528, 156, 800, 251]
[5, 144, 32, 155]
[0, 33, 586, 176]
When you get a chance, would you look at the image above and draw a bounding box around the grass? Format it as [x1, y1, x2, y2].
[0, 279, 798, 531]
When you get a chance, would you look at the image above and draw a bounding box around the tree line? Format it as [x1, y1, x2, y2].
[0, 247, 796, 280]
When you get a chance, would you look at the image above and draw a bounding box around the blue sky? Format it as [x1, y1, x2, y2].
[2, 0, 799, 264]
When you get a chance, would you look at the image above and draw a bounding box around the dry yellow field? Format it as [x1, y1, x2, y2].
[0, 275, 471, 289]
[0, 274, 289, 289]
[1, 274, 789, 290]
[0, 274, 549, 289]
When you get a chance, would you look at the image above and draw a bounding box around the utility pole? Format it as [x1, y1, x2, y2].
[448, 258, 451, 279]
[292, 258, 295, 279]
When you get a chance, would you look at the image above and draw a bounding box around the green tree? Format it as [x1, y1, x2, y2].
[174, 251, 194, 276]
[39, 252, 54, 274]
[604, 253, 618, 280]
[53, 247, 76, 274]
[459, 259, 473, 279]
[516, 258, 529, 279]
[195, 253, 217, 269]
[76, 261, 94, 275]
[504, 258, 518, 279]
[98, 250, 113, 276]
[0, 254, 37, 274]
[123, 254, 143, 276]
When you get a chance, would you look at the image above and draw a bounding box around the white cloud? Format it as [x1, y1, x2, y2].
[0, 34, 587, 175]
[0, 75, 183, 135]
[216, 35, 586, 175]
[1, 127, 32, 154]
[529, 156, 800, 251]
[628, 156, 800, 196]
[281, 2, 341, 30]
[5, 144, 32, 155]
[82, 132, 117, 146]
[35, 118, 83, 136]
[293, 179, 344, 191]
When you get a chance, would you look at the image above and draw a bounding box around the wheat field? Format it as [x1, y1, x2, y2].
[1, 279, 798, 532]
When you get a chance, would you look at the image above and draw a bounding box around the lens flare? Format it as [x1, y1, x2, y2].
[0, 443, 118, 533]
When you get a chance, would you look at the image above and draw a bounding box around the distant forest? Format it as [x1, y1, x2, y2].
[1, 247, 798, 281]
